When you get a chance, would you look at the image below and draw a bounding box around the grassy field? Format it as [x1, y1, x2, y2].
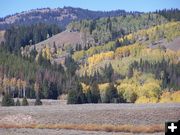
[0, 100, 179, 135]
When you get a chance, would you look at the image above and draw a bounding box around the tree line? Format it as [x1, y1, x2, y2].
[67, 13, 167, 44]
[3, 23, 61, 52]
[131, 58, 180, 90]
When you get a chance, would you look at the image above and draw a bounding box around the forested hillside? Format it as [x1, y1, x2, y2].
[67, 13, 167, 44]
[0, 48, 67, 99]
[0, 7, 140, 30]
[3, 23, 61, 52]
[0, 8, 180, 105]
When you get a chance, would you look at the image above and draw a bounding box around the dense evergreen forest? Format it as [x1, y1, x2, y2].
[156, 8, 180, 21]
[3, 23, 61, 52]
[0, 8, 180, 105]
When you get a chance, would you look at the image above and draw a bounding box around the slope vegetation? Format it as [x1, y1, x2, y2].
[0, 7, 140, 30]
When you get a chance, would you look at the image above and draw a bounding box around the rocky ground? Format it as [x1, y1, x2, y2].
[0, 101, 179, 135]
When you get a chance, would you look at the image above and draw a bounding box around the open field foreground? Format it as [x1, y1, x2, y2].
[0, 102, 180, 135]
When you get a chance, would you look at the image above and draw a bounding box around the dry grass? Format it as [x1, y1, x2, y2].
[35, 31, 82, 51]
[0, 123, 164, 133]
[1, 103, 177, 134]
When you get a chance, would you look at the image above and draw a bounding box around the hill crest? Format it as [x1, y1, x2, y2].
[0, 7, 141, 30]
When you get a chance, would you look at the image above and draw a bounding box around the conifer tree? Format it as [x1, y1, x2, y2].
[16, 98, 21, 106]
[22, 97, 29, 106]
[1, 94, 15, 106]
[90, 81, 101, 103]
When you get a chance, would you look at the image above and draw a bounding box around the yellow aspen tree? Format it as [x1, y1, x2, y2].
[3, 77, 9, 94]
[11, 78, 17, 98]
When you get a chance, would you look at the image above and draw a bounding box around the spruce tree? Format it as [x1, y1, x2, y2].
[86, 90, 92, 103]
[22, 97, 29, 106]
[90, 81, 101, 103]
[1, 94, 15, 106]
[104, 84, 119, 103]
[16, 99, 21, 106]
[67, 82, 85, 104]
[67, 89, 78, 104]
[35, 98, 42, 105]
[34, 91, 42, 106]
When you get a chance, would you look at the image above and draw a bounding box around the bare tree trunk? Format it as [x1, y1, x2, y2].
[21, 89, 23, 98]
[12, 87, 14, 98]
[23, 88, 26, 97]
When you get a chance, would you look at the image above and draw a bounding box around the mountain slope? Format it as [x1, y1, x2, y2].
[163, 37, 180, 51]
[0, 7, 141, 30]
[149, 37, 180, 51]
[34, 31, 92, 52]
[75, 21, 180, 77]
[1, 7, 180, 103]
